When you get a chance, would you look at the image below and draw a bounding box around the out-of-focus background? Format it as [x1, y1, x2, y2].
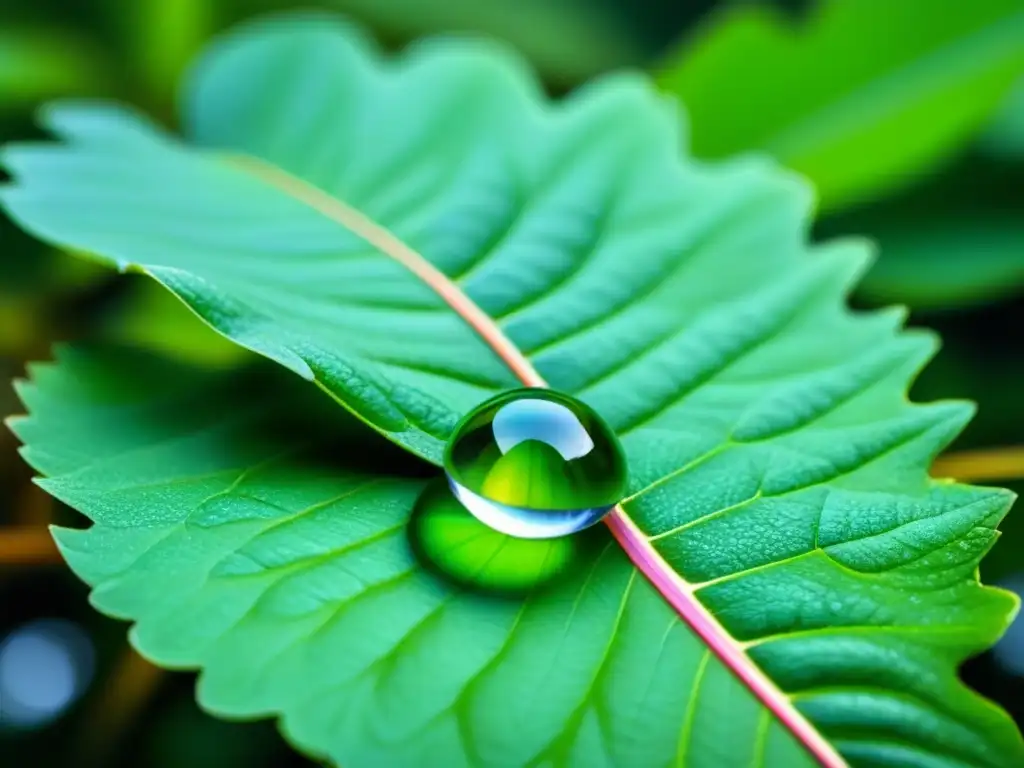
[1, 1, 1022, 765]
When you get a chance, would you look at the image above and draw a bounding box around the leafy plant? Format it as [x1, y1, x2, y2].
[830, 156, 1024, 309]
[0, 27, 110, 112]
[983, 77, 1024, 158]
[3, 13, 1023, 768]
[657, 0, 1024, 212]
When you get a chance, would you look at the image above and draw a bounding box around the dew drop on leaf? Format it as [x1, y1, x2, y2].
[443, 388, 627, 539]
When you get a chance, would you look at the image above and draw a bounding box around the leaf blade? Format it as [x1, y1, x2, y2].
[3, 16, 1022, 767]
[26, 348, 815, 768]
[657, 0, 1024, 210]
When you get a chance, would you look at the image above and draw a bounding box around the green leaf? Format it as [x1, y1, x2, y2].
[3, 15, 1022, 767]
[656, 0, 1024, 211]
[99, 277, 250, 367]
[0, 225, 109, 358]
[318, 0, 645, 86]
[13, 347, 1020, 767]
[857, 212, 1024, 309]
[14, 349, 823, 767]
[120, 0, 214, 110]
[834, 158, 1024, 310]
[0, 28, 111, 110]
[982, 76, 1024, 158]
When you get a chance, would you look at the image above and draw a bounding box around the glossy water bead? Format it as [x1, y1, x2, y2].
[443, 388, 627, 539]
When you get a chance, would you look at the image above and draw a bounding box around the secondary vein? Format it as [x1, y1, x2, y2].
[223, 152, 847, 768]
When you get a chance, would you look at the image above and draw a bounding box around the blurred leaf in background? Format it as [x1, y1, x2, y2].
[98, 278, 249, 368]
[657, 0, 1024, 212]
[983, 77, 1024, 159]
[827, 154, 1024, 310]
[0, 28, 110, 112]
[0, 7, 117, 361]
[318, 0, 646, 86]
[118, 0, 213, 110]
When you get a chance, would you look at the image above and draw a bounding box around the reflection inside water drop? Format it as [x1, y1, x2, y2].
[408, 478, 580, 594]
[443, 388, 627, 539]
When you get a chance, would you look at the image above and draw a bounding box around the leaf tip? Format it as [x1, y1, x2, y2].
[3, 413, 25, 437]
[48, 523, 80, 556]
[11, 374, 38, 411]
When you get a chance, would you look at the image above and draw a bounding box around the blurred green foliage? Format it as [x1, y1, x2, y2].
[830, 154, 1024, 309]
[0, 29, 109, 110]
[1, 0, 1022, 766]
[657, 0, 1024, 212]
[984, 77, 1024, 158]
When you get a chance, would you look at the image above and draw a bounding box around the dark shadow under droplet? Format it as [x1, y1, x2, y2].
[408, 478, 581, 596]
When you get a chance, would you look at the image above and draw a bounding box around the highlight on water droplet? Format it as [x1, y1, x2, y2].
[443, 388, 627, 539]
[409, 478, 580, 593]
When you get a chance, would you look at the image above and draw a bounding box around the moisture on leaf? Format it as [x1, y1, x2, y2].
[444, 387, 628, 538]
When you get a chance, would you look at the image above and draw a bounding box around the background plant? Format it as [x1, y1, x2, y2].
[1, 1, 1022, 766]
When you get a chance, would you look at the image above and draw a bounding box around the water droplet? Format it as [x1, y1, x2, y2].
[409, 478, 581, 593]
[443, 388, 627, 539]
